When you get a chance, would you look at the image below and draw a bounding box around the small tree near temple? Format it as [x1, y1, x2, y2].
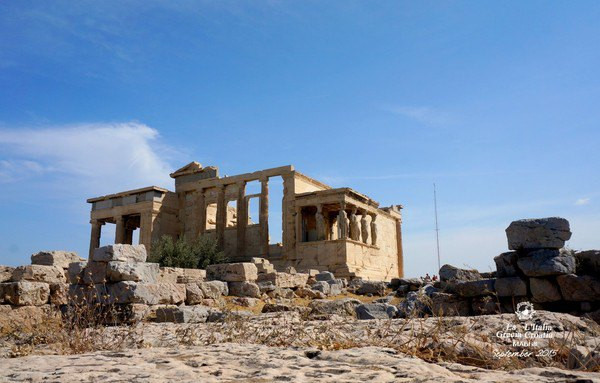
[148, 235, 227, 269]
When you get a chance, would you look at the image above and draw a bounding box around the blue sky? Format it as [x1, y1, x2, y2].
[1, 1, 599, 277]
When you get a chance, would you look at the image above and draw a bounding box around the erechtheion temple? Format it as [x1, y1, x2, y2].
[87, 163, 403, 280]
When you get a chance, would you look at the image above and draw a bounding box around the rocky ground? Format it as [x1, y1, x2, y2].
[1, 310, 599, 382]
[2, 342, 599, 383]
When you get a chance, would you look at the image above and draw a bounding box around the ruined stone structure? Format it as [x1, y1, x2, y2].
[87, 163, 404, 280]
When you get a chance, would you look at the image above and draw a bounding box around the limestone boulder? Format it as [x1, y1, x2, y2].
[206, 263, 258, 282]
[156, 306, 222, 324]
[82, 261, 107, 284]
[109, 282, 185, 305]
[355, 281, 387, 296]
[517, 249, 576, 277]
[315, 271, 335, 282]
[0, 266, 14, 283]
[505, 217, 571, 250]
[575, 250, 600, 276]
[68, 284, 110, 305]
[267, 287, 296, 299]
[2, 281, 50, 306]
[11, 265, 65, 283]
[494, 252, 519, 278]
[186, 281, 228, 304]
[228, 281, 261, 298]
[250, 257, 275, 273]
[557, 274, 600, 301]
[311, 281, 331, 295]
[106, 262, 159, 283]
[495, 277, 527, 297]
[530, 278, 562, 303]
[355, 303, 397, 320]
[49, 283, 69, 305]
[92, 244, 147, 263]
[233, 297, 259, 307]
[308, 298, 360, 317]
[177, 269, 206, 283]
[390, 278, 422, 291]
[31, 251, 83, 269]
[453, 279, 495, 298]
[397, 291, 430, 318]
[295, 287, 326, 299]
[157, 267, 184, 283]
[431, 292, 470, 316]
[439, 264, 481, 283]
[257, 272, 308, 288]
[67, 261, 87, 284]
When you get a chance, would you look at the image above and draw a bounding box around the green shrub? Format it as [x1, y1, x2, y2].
[148, 235, 227, 269]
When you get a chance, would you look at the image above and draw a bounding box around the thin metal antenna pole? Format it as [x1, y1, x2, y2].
[434, 183, 441, 272]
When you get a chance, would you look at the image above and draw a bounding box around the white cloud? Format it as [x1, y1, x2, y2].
[383, 105, 452, 126]
[0, 122, 177, 195]
[575, 198, 590, 206]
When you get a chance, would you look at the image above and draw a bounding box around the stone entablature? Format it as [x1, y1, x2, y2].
[86, 163, 404, 280]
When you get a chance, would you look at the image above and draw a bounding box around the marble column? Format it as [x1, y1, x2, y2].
[360, 211, 369, 244]
[370, 214, 378, 246]
[196, 189, 206, 236]
[315, 204, 325, 241]
[349, 206, 360, 241]
[216, 185, 226, 249]
[89, 219, 103, 259]
[140, 211, 157, 252]
[236, 181, 247, 257]
[295, 206, 303, 244]
[259, 177, 269, 257]
[337, 203, 348, 240]
[115, 216, 126, 244]
[396, 217, 404, 278]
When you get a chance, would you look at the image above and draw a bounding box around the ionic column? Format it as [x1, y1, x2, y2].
[139, 211, 157, 252]
[259, 177, 269, 256]
[115, 216, 126, 244]
[196, 189, 206, 236]
[370, 214, 378, 246]
[89, 219, 103, 259]
[236, 181, 247, 256]
[295, 206, 303, 244]
[216, 185, 226, 249]
[396, 217, 404, 278]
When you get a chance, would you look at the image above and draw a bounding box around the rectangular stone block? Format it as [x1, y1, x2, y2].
[82, 261, 107, 284]
[106, 262, 159, 283]
[157, 267, 184, 283]
[454, 279, 495, 297]
[31, 251, 84, 269]
[11, 265, 66, 284]
[1, 281, 50, 306]
[92, 244, 147, 263]
[155, 306, 214, 323]
[68, 284, 110, 305]
[186, 281, 228, 304]
[109, 281, 186, 305]
[557, 274, 600, 301]
[67, 261, 87, 284]
[49, 283, 69, 305]
[530, 277, 562, 303]
[0, 266, 14, 283]
[177, 268, 206, 283]
[495, 277, 527, 297]
[257, 272, 308, 288]
[206, 263, 258, 282]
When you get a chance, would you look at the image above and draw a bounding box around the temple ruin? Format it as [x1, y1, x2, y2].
[87, 163, 404, 280]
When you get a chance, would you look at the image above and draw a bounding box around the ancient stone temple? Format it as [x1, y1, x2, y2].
[87, 163, 404, 280]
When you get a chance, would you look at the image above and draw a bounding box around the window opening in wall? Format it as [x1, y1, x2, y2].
[226, 200, 237, 227]
[267, 176, 284, 245]
[247, 197, 259, 225]
[205, 202, 217, 230]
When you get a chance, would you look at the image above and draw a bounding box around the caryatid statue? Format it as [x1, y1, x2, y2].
[349, 206, 361, 241]
[337, 203, 349, 239]
[315, 204, 326, 241]
[370, 214, 378, 246]
[360, 211, 369, 244]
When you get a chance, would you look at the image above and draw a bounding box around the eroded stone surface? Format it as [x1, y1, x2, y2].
[505, 217, 571, 250]
[11, 265, 65, 284]
[495, 277, 527, 297]
[1, 281, 50, 306]
[517, 250, 576, 277]
[31, 251, 83, 269]
[106, 262, 159, 283]
[206, 263, 258, 282]
[93, 244, 147, 263]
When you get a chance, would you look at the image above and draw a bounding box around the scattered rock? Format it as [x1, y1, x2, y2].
[495, 277, 527, 297]
[1, 281, 50, 306]
[494, 251, 519, 278]
[109, 282, 186, 305]
[31, 251, 83, 269]
[228, 281, 261, 298]
[257, 272, 307, 288]
[557, 274, 600, 301]
[92, 244, 147, 263]
[471, 296, 499, 315]
[295, 287, 326, 299]
[530, 278, 562, 302]
[0, 266, 14, 283]
[505, 217, 571, 250]
[517, 249, 576, 277]
[106, 262, 159, 283]
[308, 298, 360, 317]
[575, 250, 600, 276]
[439, 264, 481, 282]
[315, 271, 335, 282]
[206, 263, 258, 282]
[233, 297, 259, 307]
[355, 281, 387, 296]
[355, 303, 397, 319]
[156, 306, 221, 323]
[453, 279, 495, 298]
[266, 287, 295, 299]
[186, 281, 228, 304]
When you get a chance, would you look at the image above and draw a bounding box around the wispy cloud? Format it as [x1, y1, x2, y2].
[382, 105, 453, 126]
[575, 197, 590, 206]
[0, 122, 177, 194]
